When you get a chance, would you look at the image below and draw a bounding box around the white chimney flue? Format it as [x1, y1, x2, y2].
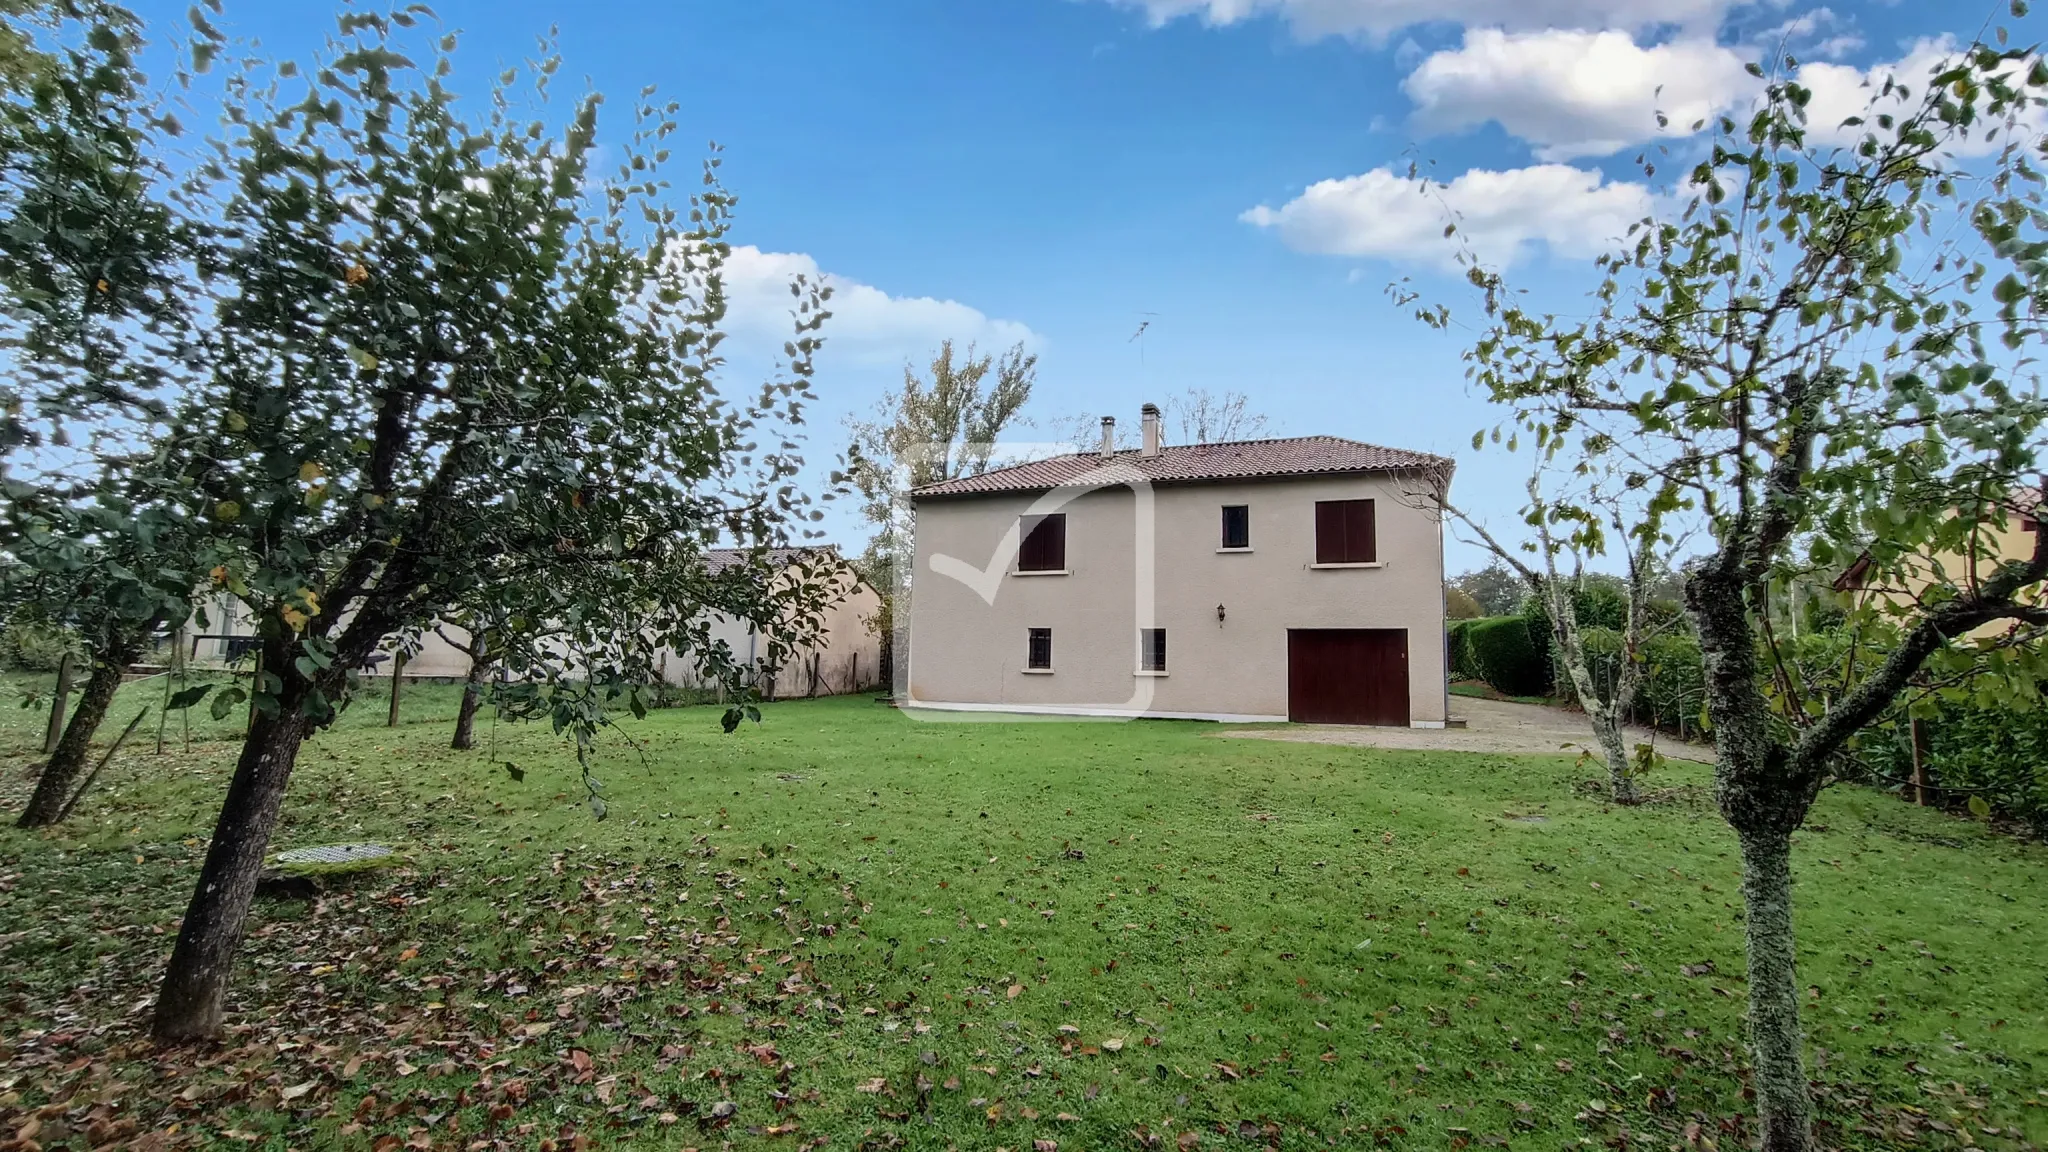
[1099, 416, 1116, 459]
[1140, 403, 1161, 458]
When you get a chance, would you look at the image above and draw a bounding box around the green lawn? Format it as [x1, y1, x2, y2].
[2, 678, 2044, 1150]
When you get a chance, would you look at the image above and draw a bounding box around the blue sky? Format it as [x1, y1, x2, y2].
[133, 0, 2019, 570]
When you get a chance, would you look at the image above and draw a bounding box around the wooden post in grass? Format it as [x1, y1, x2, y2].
[1909, 717, 1929, 806]
[245, 649, 261, 737]
[59, 707, 149, 821]
[43, 652, 74, 754]
[387, 652, 405, 727]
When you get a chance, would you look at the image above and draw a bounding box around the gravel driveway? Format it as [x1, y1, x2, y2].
[1222, 695, 1714, 764]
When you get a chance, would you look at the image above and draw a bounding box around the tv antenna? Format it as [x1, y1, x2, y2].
[1128, 312, 1159, 369]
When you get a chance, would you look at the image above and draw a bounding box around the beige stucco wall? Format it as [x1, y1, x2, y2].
[907, 471, 1448, 724]
[1851, 514, 2045, 641]
[658, 578, 883, 698]
[189, 572, 884, 698]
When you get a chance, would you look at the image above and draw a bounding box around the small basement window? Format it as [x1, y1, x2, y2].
[1027, 627, 1053, 670]
[1018, 513, 1067, 572]
[1220, 504, 1250, 549]
[1314, 498, 1377, 564]
[1139, 627, 1167, 672]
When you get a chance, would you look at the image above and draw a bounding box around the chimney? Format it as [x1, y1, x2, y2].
[1099, 416, 1116, 460]
[1140, 403, 1161, 458]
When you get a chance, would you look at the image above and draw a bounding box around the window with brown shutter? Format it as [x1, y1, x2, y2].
[1220, 504, 1250, 549]
[1018, 513, 1066, 571]
[1314, 499, 1377, 564]
[1027, 628, 1052, 670]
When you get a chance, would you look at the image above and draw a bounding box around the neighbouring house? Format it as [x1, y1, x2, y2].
[1831, 490, 2045, 640]
[183, 546, 884, 698]
[655, 547, 885, 699]
[907, 404, 1454, 725]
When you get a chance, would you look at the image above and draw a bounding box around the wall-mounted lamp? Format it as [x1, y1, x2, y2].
[1216, 603, 1226, 625]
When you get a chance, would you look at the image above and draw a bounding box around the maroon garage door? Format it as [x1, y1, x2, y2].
[1287, 629, 1410, 726]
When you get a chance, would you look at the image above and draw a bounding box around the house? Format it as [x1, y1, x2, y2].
[1831, 490, 2045, 641]
[906, 404, 1454, 725]
[184, 546, 884, 698]
[656, 547, 884, 698]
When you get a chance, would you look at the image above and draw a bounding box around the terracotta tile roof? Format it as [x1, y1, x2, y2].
[911, 436, 1453, 499]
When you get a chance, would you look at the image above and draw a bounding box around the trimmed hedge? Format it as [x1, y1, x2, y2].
[1467, 615, 1550, 697]
[1445, 619, 1481, 681]
[1552, 625, 1706, 736]
[1865, 700, 2048, 838]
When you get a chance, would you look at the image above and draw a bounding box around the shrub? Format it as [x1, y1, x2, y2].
[1467, 616, 1549, 697]
[1636, 632, 1705, 735]
[1446, 619, 1482, 681]
[0, 618, 78, 672]
[1863, 700, 2048, 839]
[1541, 624, 1706, 736]
[1445, 586, 1483, 620]
[1571, 625, 1625, 706]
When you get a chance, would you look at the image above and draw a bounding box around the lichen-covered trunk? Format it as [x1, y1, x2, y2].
[1688, 567, 1820, 1152]
[1739, 827, 1813, 1152]
[18, 637, 137, 827]
[151, 688, 312, 1042]
[451, 648, 490, 751]
[1586, 702, 1640, 806]
[1551, 616, 1641, 805]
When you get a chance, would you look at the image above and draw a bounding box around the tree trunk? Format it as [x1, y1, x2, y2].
[1587, 702, 1641, 805]
[386, 651, 406, 727]
[19, 637, 136, 827]
[1909, 717, 1929, 806]
[452, 646, 489, 751]
[1737, 827, 1814, 1152]
[1552, 621, 1642, 806]
[43, 650, 74, 754]
[151, 692, 312, 1042]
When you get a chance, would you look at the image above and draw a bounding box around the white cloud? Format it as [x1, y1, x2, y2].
[1798, 36, 2043, 154]
[1403, 29, 1758, 160]
[1240, 164, 1653, 267]
[1108, 0, 1726, 41]
[718, 246, 1038, 368]
[1762, 7, 1862, 61]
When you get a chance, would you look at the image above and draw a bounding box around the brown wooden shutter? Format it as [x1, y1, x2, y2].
[1315, 501, 1343, 564]
[1020, 514, 1066, 571]
[1348, 499, 1376, 563]
[1316, 499, 1375, 563]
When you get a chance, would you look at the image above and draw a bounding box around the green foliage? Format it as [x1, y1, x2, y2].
[0, 612, 72, 670]
[0, 0, 203, 677]
[1445, 585, 1482, 620]
[1451, 560, 1528, 617]
[1467, 615, 1549, 698]
[169, 12, 837, 746]
[1637, 633, 1707, 735]
[1419, 34, 2048, 1143]
[1445, 618, 1479, 680]
[1864, 698, 2048, 838]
